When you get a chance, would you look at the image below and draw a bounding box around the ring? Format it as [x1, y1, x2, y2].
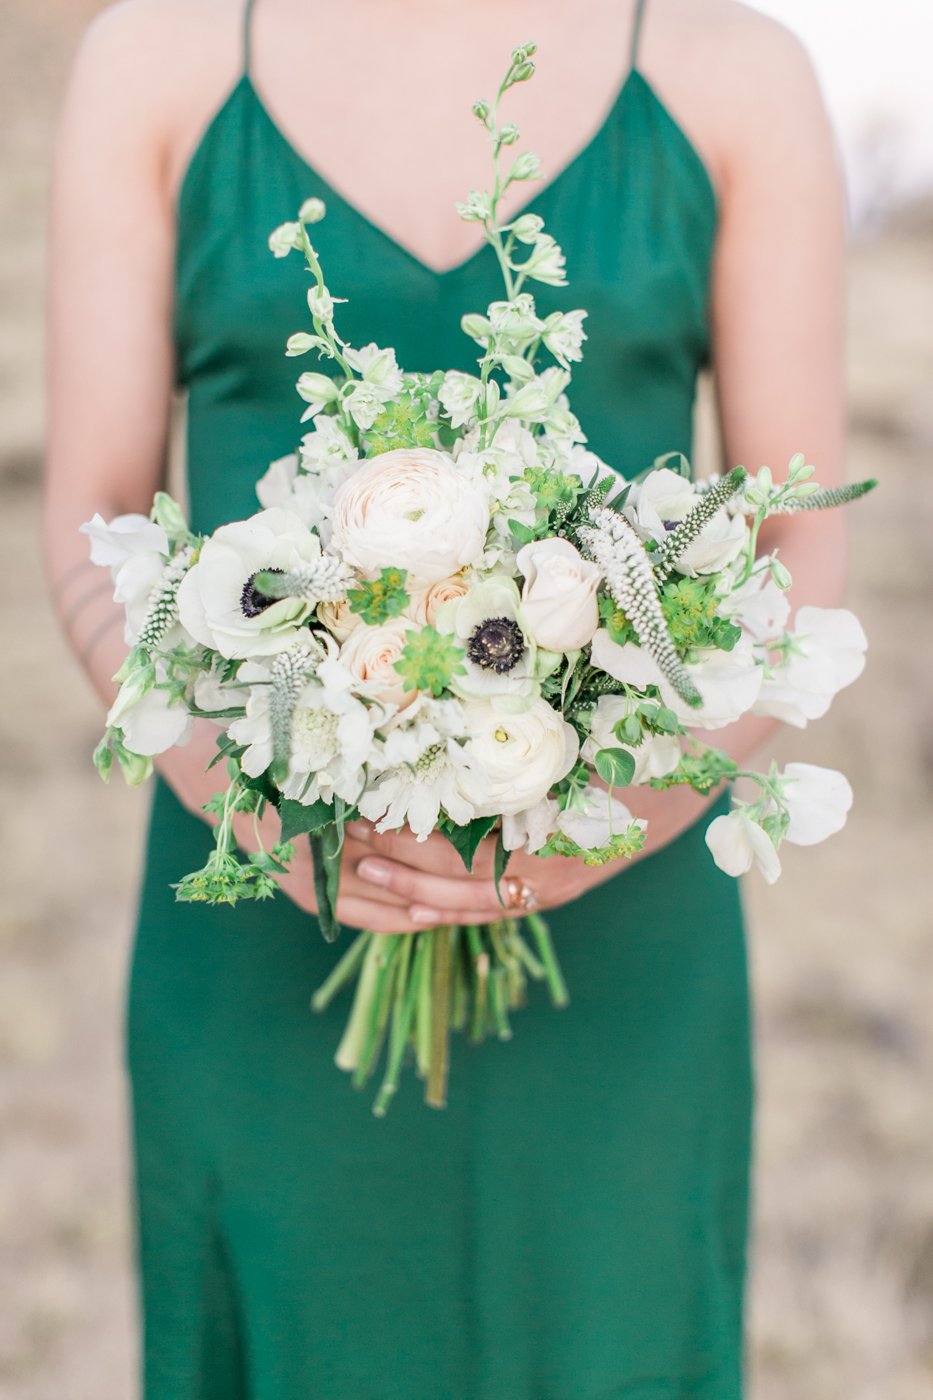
[502, 875, 539, 913]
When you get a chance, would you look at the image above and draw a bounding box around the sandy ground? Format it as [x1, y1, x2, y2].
[1, 2, 931, 1397]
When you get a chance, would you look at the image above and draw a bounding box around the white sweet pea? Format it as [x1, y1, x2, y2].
[583, 694, 681, 784]
[458, 698, 579, 816]
[557, 786, 645, 852]
[81, 512, 167, 571]
[108, 667, 193, 757]
[330, 447, 489, 585]
[438, 371, 484, 429]
[753, 607, 867, 727]
[719, 569, 791, 644]
[501, 797, 560, 854]
[590, 632, 762, 730]
[705, 810, 781, 884]
[780, 763, 853, 846]
[517, 537, 600, 652]
[176, 508, 322, 658]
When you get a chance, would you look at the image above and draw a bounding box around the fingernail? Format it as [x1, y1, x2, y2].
[358, 858, 392, 886]
[410, 906, 443, 924]
[347, 821, 370, 841]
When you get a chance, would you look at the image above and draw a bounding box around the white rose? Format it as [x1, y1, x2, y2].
[338, 618, 414, 711]
[780, 763, 853, 846]
[458, 698, 579, 816]
[516, 538, 600, 652]
[317, 596, 362, 643]
[406, 576, 470, 627]
[330, 447, 490, 585]
[705, 810, 781, 883]
[176, 507, 320, 659]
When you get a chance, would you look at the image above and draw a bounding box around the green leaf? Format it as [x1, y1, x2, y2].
[508, 517, 537, 545]
[594, 747, 636, 788]
[440, 815, 498, 872]
[278, 797, 335, 842]
[310, 823, 343, 943]
[493, 829, 512, 905]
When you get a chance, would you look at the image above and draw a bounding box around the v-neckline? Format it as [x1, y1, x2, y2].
[240, 65, 677, 280]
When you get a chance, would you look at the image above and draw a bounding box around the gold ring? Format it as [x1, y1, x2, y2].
[502, 875, 539, 913]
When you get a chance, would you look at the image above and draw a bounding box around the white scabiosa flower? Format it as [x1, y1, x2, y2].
[358, 699, 477, 838]
[753, 607, 868, 727]
[176, 508, 325, 659]
[705, 809, 782, 883]
[779, 763, 853, 846]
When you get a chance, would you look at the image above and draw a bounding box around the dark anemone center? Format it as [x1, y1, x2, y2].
[467, 616, 525, 674]
[241, 568, 285, 618]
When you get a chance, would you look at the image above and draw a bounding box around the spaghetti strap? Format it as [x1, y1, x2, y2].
[242, 0, 257, 78]
[629, 0, 649, 68]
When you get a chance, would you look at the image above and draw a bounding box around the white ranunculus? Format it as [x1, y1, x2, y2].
[625, 467, 745, 575]
[780, 763, 853, 846]
[583, 694, 681, 784]
[517, 538, 600, 652]
[557, 785, 645, 853]
[753, 607, 867, 727]
[590, 631, 762, 730]
[705, 810, 782, 883]
[330, 447, 489, 585]
[176, 507, 321, 659]
[459, 698, 579, 816]
[338, 618, 414, 712]
[406, 576, 470, 628]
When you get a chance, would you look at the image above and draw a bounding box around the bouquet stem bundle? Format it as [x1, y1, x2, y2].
[311, 915, 567, 1114]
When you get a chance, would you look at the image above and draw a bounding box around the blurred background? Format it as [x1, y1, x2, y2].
[1, 0, 930, 1396]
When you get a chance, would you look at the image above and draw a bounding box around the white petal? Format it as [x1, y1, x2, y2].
[781, 762, 853, 846]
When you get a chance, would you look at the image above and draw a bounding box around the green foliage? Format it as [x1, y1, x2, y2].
[348, 567, 410, 625]
[598, 594, 636, 646]
[439, 815, 498, 872]
[659, 576, 743, 654]
[393, 626, 467, 696]
[649, 746, 739, 795]
[364, 383, 438, 455]
[538, 822, 646, 865]
[593, 747, 636, 788]
[173, 843, 294, 905]
[278, 796, 337, 843]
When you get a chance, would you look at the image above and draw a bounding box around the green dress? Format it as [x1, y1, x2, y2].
[129, 1, 752, 1394]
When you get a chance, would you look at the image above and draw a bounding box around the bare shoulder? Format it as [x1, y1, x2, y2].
[644, 0, 840, 199]
[64, 0, 242, 185]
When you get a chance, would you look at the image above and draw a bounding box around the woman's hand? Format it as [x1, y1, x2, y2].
[347, 777, 728, 931]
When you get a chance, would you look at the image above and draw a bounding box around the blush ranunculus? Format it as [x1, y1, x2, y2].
[329, 447, 489, 585]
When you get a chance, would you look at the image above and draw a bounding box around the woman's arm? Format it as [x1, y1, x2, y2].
[42, 7, 414, 933]
[351, 14, 851, 925]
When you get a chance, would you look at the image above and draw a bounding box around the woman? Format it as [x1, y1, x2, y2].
[43, 0, 847, 1395]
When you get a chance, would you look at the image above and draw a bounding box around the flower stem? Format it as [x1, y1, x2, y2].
[426, 926, 453, 1109]
[525, 913, 569, 1007]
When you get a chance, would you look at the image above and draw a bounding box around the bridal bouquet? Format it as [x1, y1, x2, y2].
[83, 45, 874, 1113]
